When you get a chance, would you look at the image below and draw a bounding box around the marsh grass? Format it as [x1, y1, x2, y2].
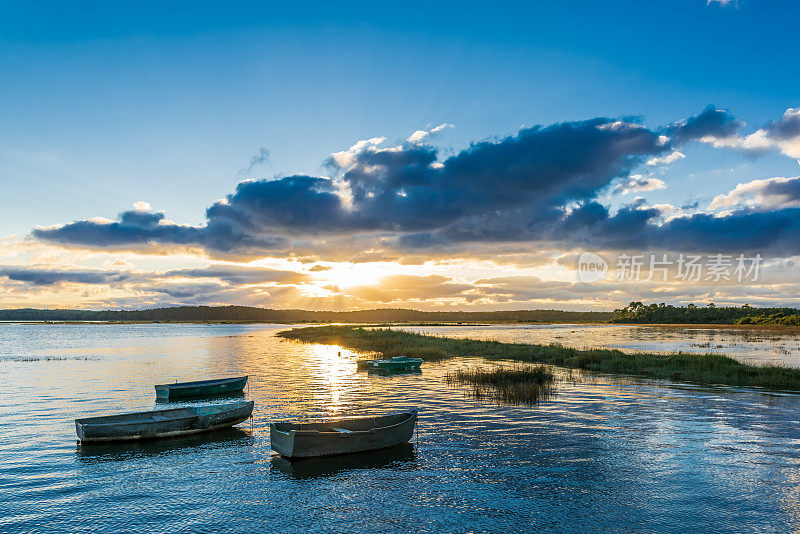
[446, 366, 556, 405]
[279, 326, 800, 391]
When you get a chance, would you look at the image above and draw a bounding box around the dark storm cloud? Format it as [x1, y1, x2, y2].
[32, 207, 288, 254]
[118, 209, 165, 228]
[400, 197, 800, 256]
[33, 116, 669, 253]
[762, 176, 800, 200]
[0, 267, 130, 286]
[666, 105, 741, 144]
[396, 201, 628, 249]
[562, 204, 800, 255]
[763, 110, 800, 140]
[204, 118, 668, 237]
[32, 208, 204, 247]
[653, 207, 800, 254]
[145, 282, 228, 299]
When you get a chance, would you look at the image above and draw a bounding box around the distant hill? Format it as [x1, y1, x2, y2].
[0, 306, 613, 324]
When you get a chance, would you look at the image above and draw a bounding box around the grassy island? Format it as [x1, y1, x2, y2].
[446, 366, 556, 405]
[278, 326, 800, 391]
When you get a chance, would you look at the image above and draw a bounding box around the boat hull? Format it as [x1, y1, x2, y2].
[270, 410, 417, 459]
[75, 401, 254, 443]
[367, 358, 422, 373]
[357, 357, 423, 373]
[155, 376, 248, 399]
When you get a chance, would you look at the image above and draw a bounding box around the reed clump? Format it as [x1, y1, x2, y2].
[446, 365, 556, 405]
[278, 326, 800, 391]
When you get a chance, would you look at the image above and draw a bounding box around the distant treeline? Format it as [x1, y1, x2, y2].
[5, 304, 797, 325]
[736, 312, 800, 327]
[611, 302, 800, 325]
[0, 306, 613, 324]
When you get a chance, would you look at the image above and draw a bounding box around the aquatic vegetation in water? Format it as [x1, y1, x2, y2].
[280, 326, 800, 391]
[446, 365, 556, 405]
[3, 356, 100, 362]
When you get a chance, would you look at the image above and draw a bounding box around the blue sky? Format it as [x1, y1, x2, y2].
[2, 1, 800, 310]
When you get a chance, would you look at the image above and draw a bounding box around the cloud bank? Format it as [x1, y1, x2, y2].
[28, 106, 800, 265]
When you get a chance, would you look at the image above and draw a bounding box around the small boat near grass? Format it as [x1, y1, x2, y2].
[75, 400, 254, 443]
[270, 409, 418, 459]
[356, 356, 423, 373]
[155, 376, 248, 399]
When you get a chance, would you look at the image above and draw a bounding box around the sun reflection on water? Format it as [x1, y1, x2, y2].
[306, 343, 360, 415]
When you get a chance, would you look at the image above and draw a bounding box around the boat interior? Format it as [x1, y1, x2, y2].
[76, 402, 247, 425]
[156, 376, 247, 389]
[272, 411, 414, 433]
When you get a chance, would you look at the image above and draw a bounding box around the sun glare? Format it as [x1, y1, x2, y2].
[313, 262, 391, 289]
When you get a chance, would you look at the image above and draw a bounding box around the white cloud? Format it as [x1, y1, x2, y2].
[708, 175, 800, 211]
[329, 136, 386, 169]
[87, 217, 114, 225]
[406, 123, 454, 144]
[646, 151, 685, 166]
[703, 108, 800, 159]
[650, 203, 677, 217]
[614, 175, 667, 195]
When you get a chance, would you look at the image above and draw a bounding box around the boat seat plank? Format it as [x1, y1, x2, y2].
[331, 427, 352, 433]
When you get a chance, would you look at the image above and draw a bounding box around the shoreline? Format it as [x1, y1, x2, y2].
[278, 325, 800, 391]
[2, 320, 798, 332]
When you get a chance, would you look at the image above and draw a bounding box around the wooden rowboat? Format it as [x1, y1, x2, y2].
[75, 400, 254, 443]
[270, 409, 417, 459]
[154, 376, 248, 399]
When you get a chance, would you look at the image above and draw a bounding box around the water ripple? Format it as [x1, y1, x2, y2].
[0, 323, 798, 532]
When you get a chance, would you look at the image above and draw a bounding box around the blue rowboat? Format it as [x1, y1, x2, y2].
[75, 400, 254, 443]
[155, 376, 248, 399]
[366, 357, 423, 373]
[356, 356, 423, 372]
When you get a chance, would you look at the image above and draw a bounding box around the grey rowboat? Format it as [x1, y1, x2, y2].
[75, 400, 254, 443]
[270, 409, 417, 459]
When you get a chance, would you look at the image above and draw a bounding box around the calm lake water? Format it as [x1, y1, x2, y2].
[2, 323, 800, 533]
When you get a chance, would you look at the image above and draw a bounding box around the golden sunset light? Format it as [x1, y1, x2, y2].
[3, 3, 800, 533]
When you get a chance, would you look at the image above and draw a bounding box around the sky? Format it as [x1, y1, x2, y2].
[2, 0, 800, 311]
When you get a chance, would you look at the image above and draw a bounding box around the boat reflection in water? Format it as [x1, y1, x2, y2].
[368, 368, 423, 377]
[154, 391, 246, 404]
[75, 428, 254, 463]
[270, 442, 416, 480]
